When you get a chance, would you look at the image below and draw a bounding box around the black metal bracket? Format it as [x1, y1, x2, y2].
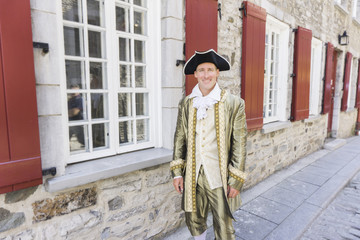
[33, 42, 49, 54]
[292, 28, 298, 33]
[290, 73, 296, 77]
[42, 167, 57, 176]
[176, 60, 186, 67]
[218, 3, 222, 20]
[239, 3, 247, 17]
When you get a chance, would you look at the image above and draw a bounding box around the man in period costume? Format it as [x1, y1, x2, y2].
[170, 49, 247, 240]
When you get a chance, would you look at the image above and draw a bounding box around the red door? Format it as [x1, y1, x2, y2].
[328, 51, 338, 133]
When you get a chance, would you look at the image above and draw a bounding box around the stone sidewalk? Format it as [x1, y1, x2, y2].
[164, 136, 360, 240]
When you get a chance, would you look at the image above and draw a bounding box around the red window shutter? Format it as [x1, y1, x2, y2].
[0, 0, 42, 194]
[241, 1, 266, 131]
[291, 27, 312, 121]
[323, 42, 334, 114]
[356, 59, 360, 109]
[341, 52, 353, 111]
[185, 0, 218, 95]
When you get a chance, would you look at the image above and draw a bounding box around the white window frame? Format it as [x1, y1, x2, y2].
[347, 57, 357, 110]
[353, 0, 360, 21]
[309, 38, 323, 116]
[263, 16, 289, 124]
[58, 0, 162, 164]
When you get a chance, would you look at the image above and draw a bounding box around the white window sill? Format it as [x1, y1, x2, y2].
[45, 148, 172, 192]
[353, 17, 360, 26]
[334, 3, 349, 15]
[345, 107, 358, 113]
[304, 114, 323, 123]
[261, 121, 292, 134]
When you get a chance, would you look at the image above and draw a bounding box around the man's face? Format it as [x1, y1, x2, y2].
[194, 62, 219, 96]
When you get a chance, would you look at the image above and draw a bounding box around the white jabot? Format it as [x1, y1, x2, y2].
[189, 83, 221, 120]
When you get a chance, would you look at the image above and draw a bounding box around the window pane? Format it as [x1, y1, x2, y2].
[118, 93, 132, 117]
[134, 0, 146, 7]
[134, 10, 146, 35]
[87, 0, 101, 26]
[68, 93, 87, 121]
[120, 65, 131, 87]
[119, 38, 131, 61]
[136, 119, 149, 142]
[91, 93, 105, 119]
[119, 121, 133, 144]
[66, 60, 86, 89]
[90, 62, 105, 89]
[135, 93, 148, 116]
[134, 40, 145, 63]
[116, 6, 129, 32]
[88, 31, 103, 58]
[135, 66, 145, 87]
[92, 123, 108, 148]
[64, 26, 83, 56]
[69, 125, 87, 152]
[62, 0, 82, 22]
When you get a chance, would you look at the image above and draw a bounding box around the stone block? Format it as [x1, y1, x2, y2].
[162, 107, 180, 150]
[291, 171, 329, 186]
[59, 210, 102, 238]
[161, 40, 184, 88]
[4, 186, 38, 204]
[276, 177, 319, 196]
[0, 208, 25, 233]
[232, 210, 277, 240]
[162, 88, 183, 108]
[145, 168, 171, 187]
[265, 202, 321, 240]
[161, 0, 183, 19]
[104, 217, 145, 239]
[36, 85, 62, 115]
[32, 187, 97, 222]
[262, 186, 307, 208]
[108, 205, 147, 222]
[31, 0, 57, 13]
[38, 116, 67, 175]
[162, 17, 183, 40]
[240, 196, 294, 224]
[31, 9, 62, 85]
[108, 196, 124, 211]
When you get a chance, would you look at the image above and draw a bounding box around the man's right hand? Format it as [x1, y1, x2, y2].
[173, 177, 183, 194]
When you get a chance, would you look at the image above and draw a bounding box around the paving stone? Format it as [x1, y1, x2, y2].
[306, 174, 351, 208]
[233, 210, 277, 240]
[291, 171, 329, 186]
[240, 197, 294, 224]
[265, 202, 321, 240]
[301, 171, 360, 240]
[299, 165, 336, 178]
[261, 186, 307, 208]
[276, 177, 319, 196]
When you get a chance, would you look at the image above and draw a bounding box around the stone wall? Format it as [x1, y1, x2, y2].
[0, 163, 182, 240]
[244, 115, 328, 188]
[337, 109, 358, 138]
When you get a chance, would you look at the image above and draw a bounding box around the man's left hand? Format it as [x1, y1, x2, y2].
[227, 185, 240, 198]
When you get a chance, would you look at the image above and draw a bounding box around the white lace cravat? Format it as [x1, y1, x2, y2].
[189, 83, 221, 120]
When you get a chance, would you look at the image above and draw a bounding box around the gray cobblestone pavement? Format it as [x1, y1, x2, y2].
[164, 136, 360, 240]
[300, 171, 360, 240]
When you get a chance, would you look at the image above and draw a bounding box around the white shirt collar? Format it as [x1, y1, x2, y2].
[189, 83, 221, 101]
[189, 83, 221, 120]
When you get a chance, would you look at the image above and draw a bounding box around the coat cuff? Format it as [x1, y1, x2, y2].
[228, 165, 247, 191]
[170, 159, 185, 178]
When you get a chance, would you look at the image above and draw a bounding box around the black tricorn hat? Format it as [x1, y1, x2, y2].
[183, 49, 230, 75]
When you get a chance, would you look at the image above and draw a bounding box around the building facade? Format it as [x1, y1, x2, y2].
[1, 0, 360, 239]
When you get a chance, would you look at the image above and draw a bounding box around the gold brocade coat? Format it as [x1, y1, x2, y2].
[170, 90, 247, 213]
